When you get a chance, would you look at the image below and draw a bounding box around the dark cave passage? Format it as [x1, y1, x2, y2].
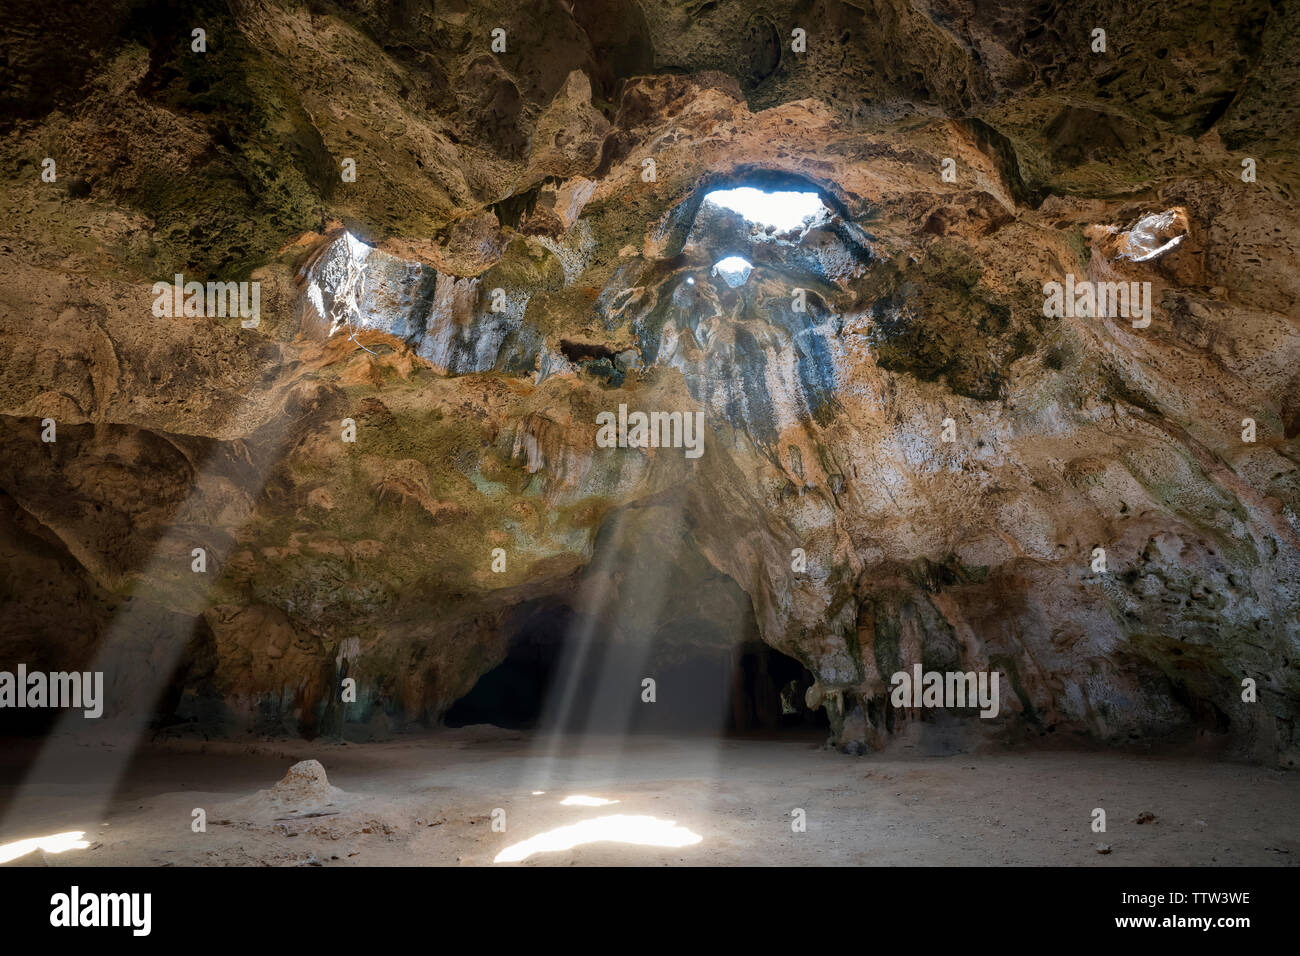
[444, 602, 827, 735]
[444, 604, 572, 730]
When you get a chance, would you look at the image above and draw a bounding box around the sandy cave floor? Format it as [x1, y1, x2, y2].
[1, 729, 1298, 867]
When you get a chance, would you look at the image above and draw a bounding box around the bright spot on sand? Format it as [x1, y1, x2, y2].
[560, 795, 620, 807]
[0, 830, 90, 864]
[703, 187, 828, 231]
[531, 791, 546, 796]
[494, 815, 702, 863]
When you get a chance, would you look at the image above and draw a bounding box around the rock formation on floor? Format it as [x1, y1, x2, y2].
[1, 0, 1297, 764]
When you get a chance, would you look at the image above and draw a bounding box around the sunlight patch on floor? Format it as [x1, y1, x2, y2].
[494, 815, 702, 863]
[0, 830, 90, 864]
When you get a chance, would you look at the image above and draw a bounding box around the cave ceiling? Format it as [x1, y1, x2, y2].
[0, 0, 1298, 761]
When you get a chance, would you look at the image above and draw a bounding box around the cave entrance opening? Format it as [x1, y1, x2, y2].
[443, 602, 827, 737]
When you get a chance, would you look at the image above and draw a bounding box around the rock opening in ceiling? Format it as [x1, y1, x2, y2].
[703, 186, 830, 232]
[711, 255, 753, 287]
[1113, 208, 1190, 261]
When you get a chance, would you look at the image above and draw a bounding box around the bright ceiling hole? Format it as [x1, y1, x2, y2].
[703, 187, 829, 231]
[713, 255, 753, 287]
[1119, 209, 1187, 261]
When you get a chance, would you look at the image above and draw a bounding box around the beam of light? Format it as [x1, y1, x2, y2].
[510, 449, 731, 807]
[0, 830, 90, 864]
[1, 421, 302, 840]
[560, 795, 619, 806]
[546, 500, 687, 748]
[493, 815, 702, 863]
[1, 232, 374, 844]
[703, 187, 828, 231]
[518, 506, 643, 792]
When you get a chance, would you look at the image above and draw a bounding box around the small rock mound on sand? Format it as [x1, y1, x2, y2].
[272, 760, 336, 805]
[215, 759, 351, 824]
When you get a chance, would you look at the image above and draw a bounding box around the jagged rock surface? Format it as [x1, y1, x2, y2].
[1, 0, 1298, 764]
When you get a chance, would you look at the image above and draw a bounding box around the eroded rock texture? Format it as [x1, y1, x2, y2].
[1, 0, 1298, 763]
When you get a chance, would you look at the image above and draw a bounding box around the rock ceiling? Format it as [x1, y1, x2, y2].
[0, 0, 1297, 763]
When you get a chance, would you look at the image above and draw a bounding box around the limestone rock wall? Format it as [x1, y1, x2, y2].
[0, 0, 1297, 762]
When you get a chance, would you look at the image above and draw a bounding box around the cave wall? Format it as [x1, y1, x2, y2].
[0, 0, 1298, 763]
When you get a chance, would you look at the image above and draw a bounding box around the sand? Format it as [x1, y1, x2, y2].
[1, 729, 1297, 866]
